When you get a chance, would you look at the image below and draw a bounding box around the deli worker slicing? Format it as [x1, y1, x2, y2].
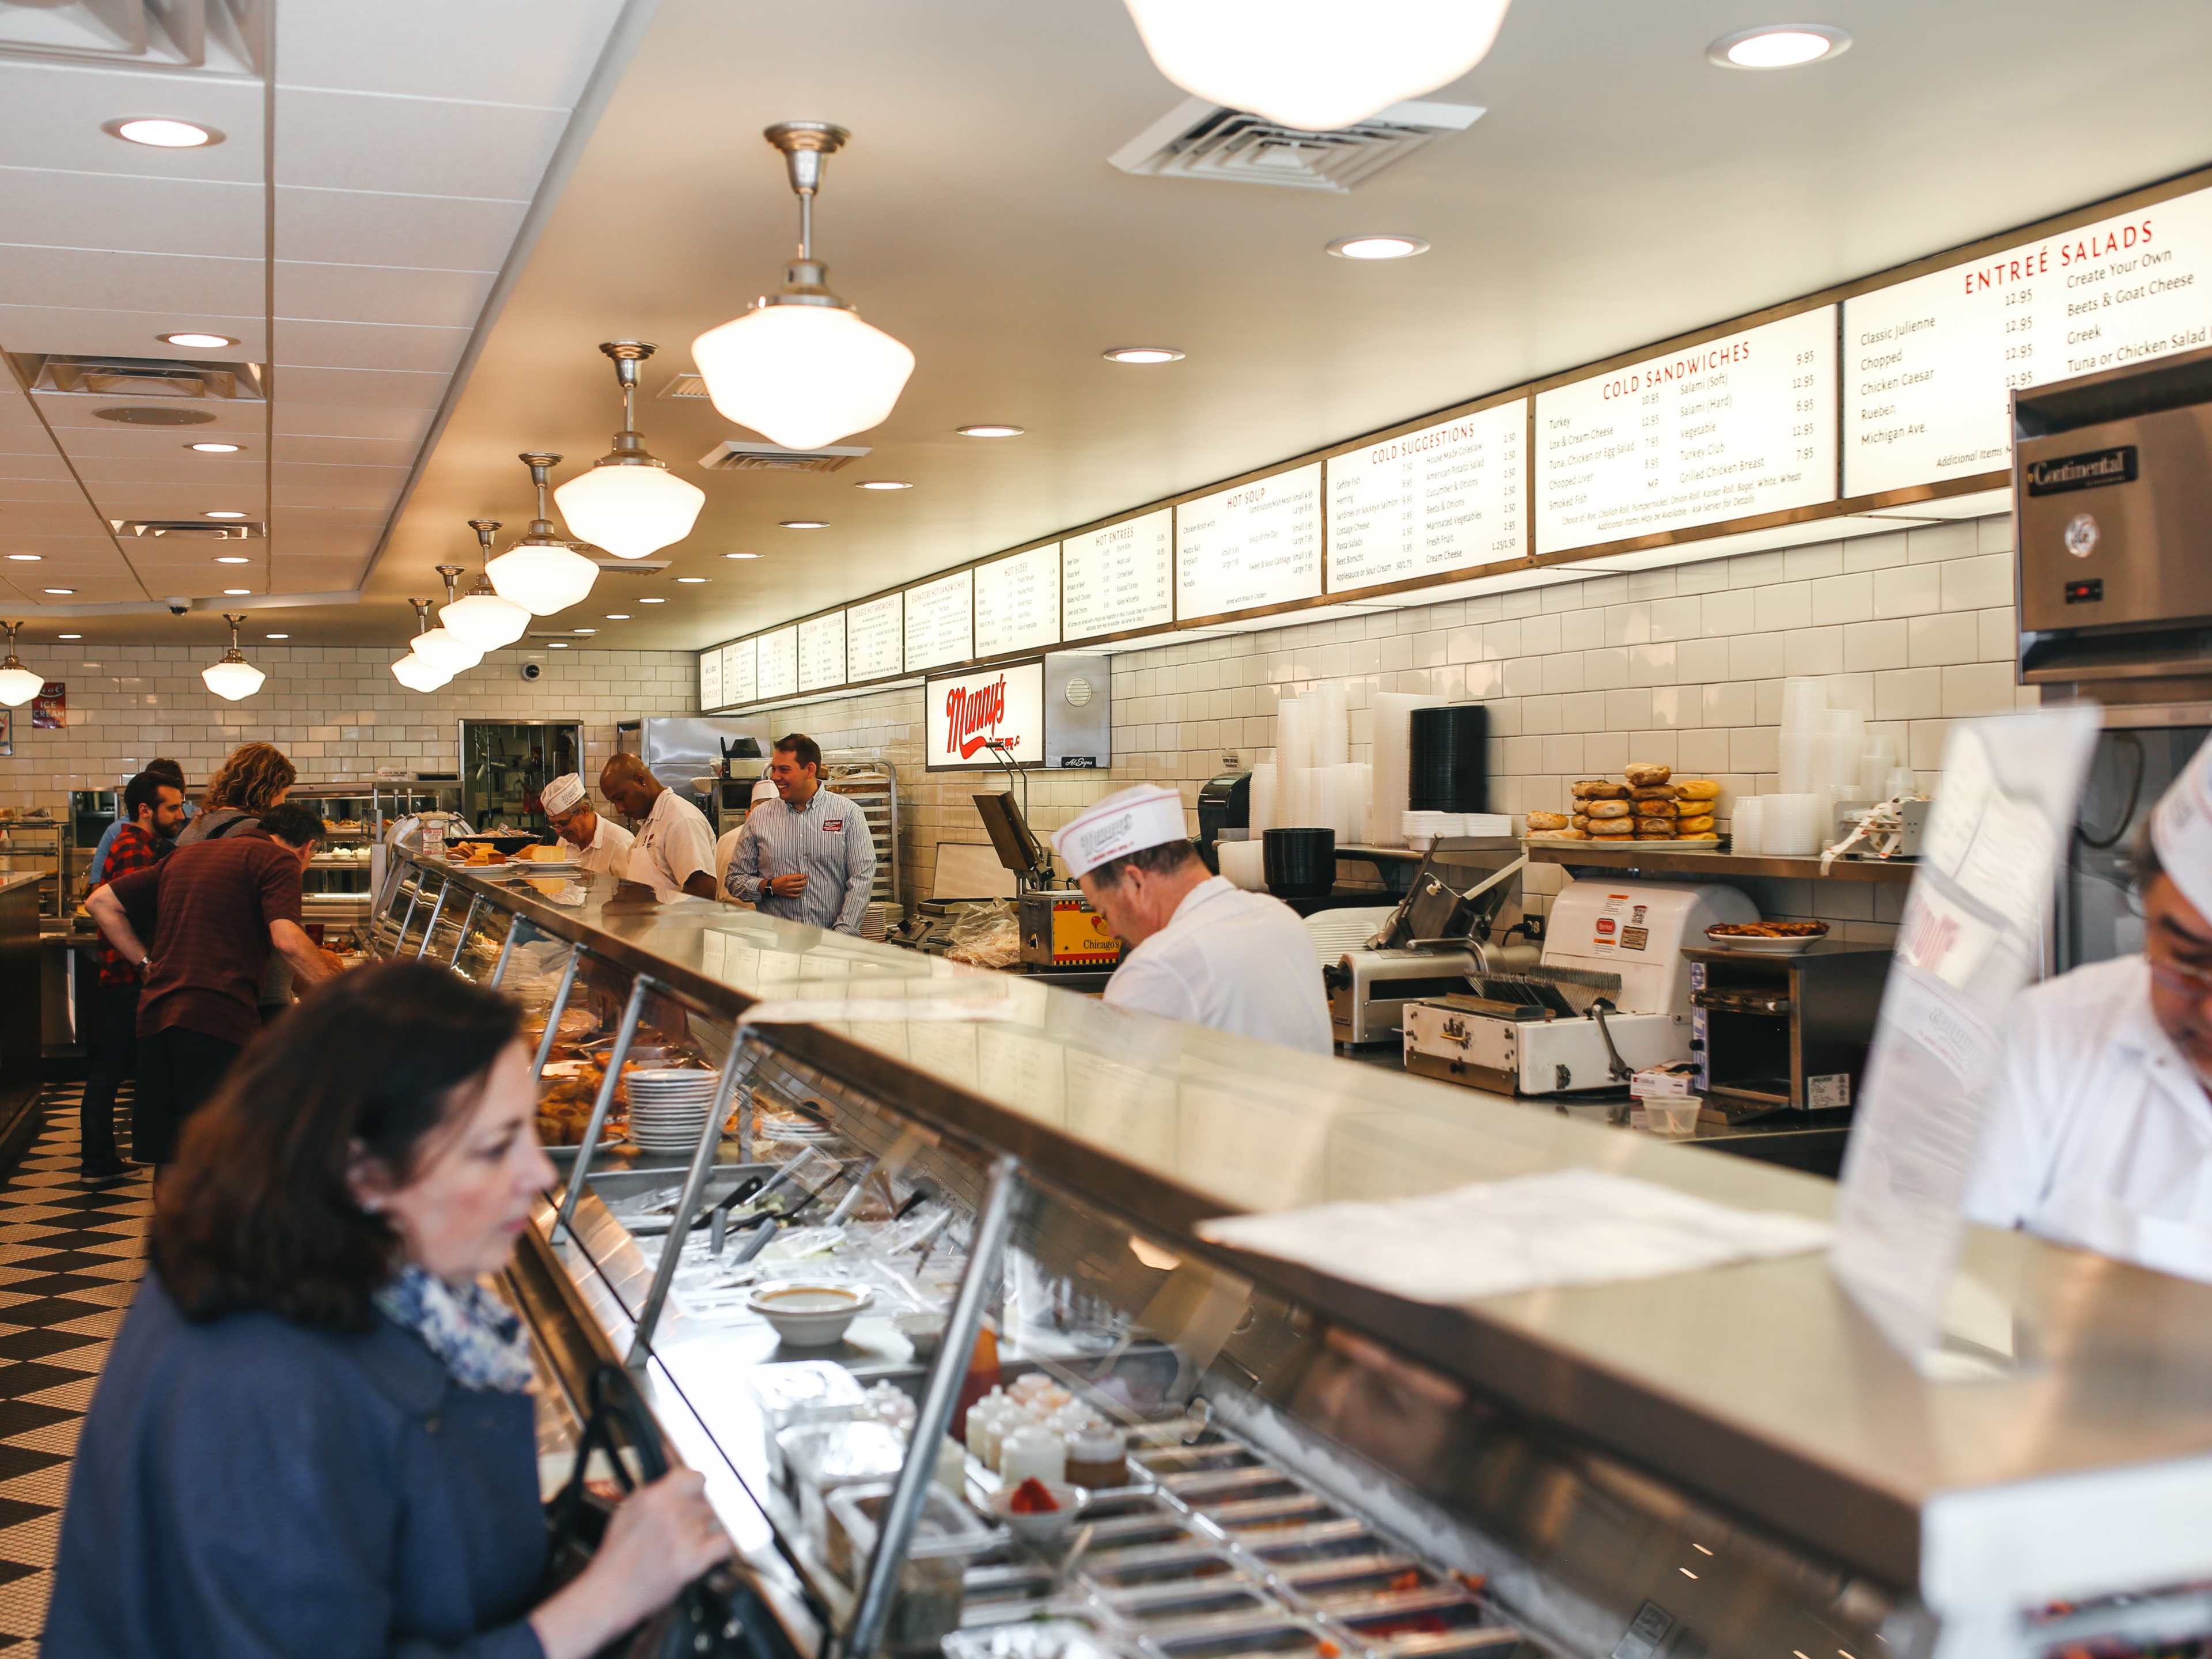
[540, 772, 635, 876]
[1053, 783, 1331, 1056]
[1965, 739, 2212, 1282]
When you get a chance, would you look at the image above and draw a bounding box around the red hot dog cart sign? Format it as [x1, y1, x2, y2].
[927, 660, 1046, 769]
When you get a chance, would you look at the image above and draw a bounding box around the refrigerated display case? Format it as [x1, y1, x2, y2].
[373, 844, 2212, 1659]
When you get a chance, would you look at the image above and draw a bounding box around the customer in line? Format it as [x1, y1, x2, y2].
[598, 752, 717, 900]
[541, 771, 635, 875]
[46, 961, 732, 1656]
[722, 733, 876, 933]
[87, 757, 188, 886]
[176, 740, 295, 845]
[79, 770, 187, 1183]
[86, 801, 338, 1169]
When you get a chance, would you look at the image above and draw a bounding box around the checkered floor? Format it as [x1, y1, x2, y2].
[0, 1085, 150, 1654]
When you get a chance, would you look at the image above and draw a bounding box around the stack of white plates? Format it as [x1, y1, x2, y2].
[625, 1069, 722, 1153]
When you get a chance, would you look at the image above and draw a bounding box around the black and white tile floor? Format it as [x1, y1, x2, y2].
[0, 1085, 149, 1654]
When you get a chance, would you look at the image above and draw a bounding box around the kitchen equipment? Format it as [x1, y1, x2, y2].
[1262, 828, 1334, 899]
[1196, 772, 1250, 870]
[1684, 941, 1891, 1119]
[458, 718, 583, 834]
[1017, 891, 1122, 969]
[1402, 878, 1758, 1095]
[615, 715, 770, 814]
[1828, 797, 1929, 859]
[976, 790, 1051, 889]
[1409, 704, 1488, 812]
[1319, 839, 1531, 1046]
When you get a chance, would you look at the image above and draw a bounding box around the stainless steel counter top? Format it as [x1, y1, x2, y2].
[410, 854, 2212, 1615]
[0, 872, 50, 900]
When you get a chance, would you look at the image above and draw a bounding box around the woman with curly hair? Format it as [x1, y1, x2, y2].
[177, 741, 297, 846]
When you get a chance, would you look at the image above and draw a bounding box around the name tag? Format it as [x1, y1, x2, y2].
[822, 819, 843, 832]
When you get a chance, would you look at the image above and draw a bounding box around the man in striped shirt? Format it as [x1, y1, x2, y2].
[722, 733, 876, 933]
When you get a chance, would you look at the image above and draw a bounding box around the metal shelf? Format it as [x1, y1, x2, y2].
[1525, 842, 1916, 884]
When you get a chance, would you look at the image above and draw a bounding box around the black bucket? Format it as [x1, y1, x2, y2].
[1410, 704, 1489, 812]
[1263, 827, 1336, 899]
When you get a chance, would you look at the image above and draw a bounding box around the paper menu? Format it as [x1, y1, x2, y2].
[905, 569, 974, 671]
[755, 625, 798, 700]
[974, 543, 1060, 657]
[1063, 509, 1174, 639]
[797, 611, 845, 692]
[846, 592, 903, 681]
[698, 645, 723, 709]
[721, 638, 757, 704]
[1176, 463, 1323, 619]
[1328, 401, 1527, 590]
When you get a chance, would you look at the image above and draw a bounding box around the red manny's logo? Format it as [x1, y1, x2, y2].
[944, 675, 1012, 759]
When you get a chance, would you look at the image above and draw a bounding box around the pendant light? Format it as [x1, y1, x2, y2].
[200, 613, 266, 702]
[410, 566, 484, 676]
[690, 122, 915, 452]
[440, 519, 532, 650]
[1120, 0, 1513, 132]
[487, 453, 600, 615]
[392, 600, 450, 691]
[0, 623, 43, 707]
[553, 343, 706, 559]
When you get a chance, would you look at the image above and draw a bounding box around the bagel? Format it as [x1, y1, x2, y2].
[1623, 763, 1673, 787]
[1585, 800, 1632, 820]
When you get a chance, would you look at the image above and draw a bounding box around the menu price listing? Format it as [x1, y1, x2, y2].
[797, 611, 846, 692]
[1328, 400, 1527, 590]
[1063, 509, 1173, 639]
[1844, 185, 2212, 497]
[975, 543, 1060, 657]
[906, 570, 974, 671]
[722, 639, 757, 705]
[756, 626, 798, 700]
[846, 593, 903, 680]
[698, 646, 723, 710]
[1535, 308, 1838, 556]
[1177, 462, 1323, 619]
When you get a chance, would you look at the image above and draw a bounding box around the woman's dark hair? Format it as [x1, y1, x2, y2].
[154, 961, 522, 1331]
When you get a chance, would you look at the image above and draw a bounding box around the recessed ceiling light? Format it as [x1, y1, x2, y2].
[265, 632, 288, 640]
[855, 479, 914, 490]
[159, 331, 236, 350]
[6, 554, 39, 562]
[214, 555, 251, 564]
[44, 587, 74, 595]
[722, 554, 762, 561]
[1326, 234, 1430, 261]
[187, 441, 243, 453]
[640, 596, 666, 604]
[58, 634, 82, 641]
[104, 116, 222, 149]
[573, 627, 596, 635]
[678, 574, 711, 581]
[203, 510, 247, 520]
[604, 613, 631, 620]
[779, 520, 828, 530]
[222, 587, 251, 595]
[956, 425, 1025, 438]
[549, 641, 570, 649]
[1708, 24, 1851, 67]
[1103, 347, 1185, 365]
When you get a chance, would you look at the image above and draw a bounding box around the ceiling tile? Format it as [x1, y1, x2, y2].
[0, 478, 86, 505]
[275, 88, 568, 202]
[272, 403, 434, 442]
[269, 433, 416, 467]
[271, 481, 398, 512]
[0, 454, 72, 483]
[274, 260, 496, 327]
[72, 454, 259, 486]
[0, 63, 264, 185]
[0, 245, 263, 317]
[271, 461, 411, 490]
[274, 318, 468, 374]
[0, 166, 262, 260]
[0, 507, 112, 535]
[0, 302, 266, 359]
[272, 365, 446, 411]
[274, 185, 526, 270]
[275, 0, 623, 107]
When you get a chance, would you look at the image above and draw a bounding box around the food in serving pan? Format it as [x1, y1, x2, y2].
[1707, 921, 1828, 938]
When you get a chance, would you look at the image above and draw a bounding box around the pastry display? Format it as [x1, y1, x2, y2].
[1535, 767, 1726, 846]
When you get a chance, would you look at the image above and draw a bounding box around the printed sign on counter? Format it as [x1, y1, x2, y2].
[1844, 187, 2212, 497]
[975, 543, 1061, 658]
[1328, 400, 1527, 590]
[1177, 462, 1323, 619]
[1064, 509, 1173, 639]
[721, 639, 756, 705]
[846, 592, 903, 680]
[797, 611, 846, 692]
[1536, 308, 1839, 556]
[756, 625, 797, 700]
[926, 659, 1046, 769]
[905, 569, 973, 672]
[698, 645, 723, 710]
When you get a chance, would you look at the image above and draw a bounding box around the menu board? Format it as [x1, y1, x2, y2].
[1176, 461, 1323, 619]
[1536, 308, 1838, 555]
[904, 569, 973, 671]
[1844, 187, 2212, 497]
[797, 611, 845, 691]
[698, 645, 723, 710]
[974, 543, 1060, 657]
[755, 625, 797, 700]
[1063, 509, 1173, 639]
[1327, 400, 1527, 590]
[721, 638, 756, 705]
[846, 592, 903, 680]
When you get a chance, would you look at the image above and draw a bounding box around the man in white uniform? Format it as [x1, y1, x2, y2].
[597, 752, 718, 901]
[540, 773, 635, 876]
[1054, 783, 1331, 1056]
[1965, 741, 2212, 1282]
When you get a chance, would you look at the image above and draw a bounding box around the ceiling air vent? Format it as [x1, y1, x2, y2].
[586, 556, 672, 574]
[94, 406, 215, 427]
[0, 0, 260, 73]
[1109, 96, 1483, 192]
[11, 353, 264, 400]
[698, 440, 869, 475]
[658, 373, 709, 399]
[110, 518, 264, 539]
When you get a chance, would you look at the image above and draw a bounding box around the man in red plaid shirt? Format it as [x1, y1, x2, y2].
[82, 771, 185, 1181]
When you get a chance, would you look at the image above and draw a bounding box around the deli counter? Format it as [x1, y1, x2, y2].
[370, 845, 2212, 1659]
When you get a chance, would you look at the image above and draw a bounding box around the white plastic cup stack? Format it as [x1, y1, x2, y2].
[1277, 697, 1315, 771]
[1732, 797, 1765, 855]
[1858, 734, 1901, 797]
[1314, 682, 1349, 767]
[1334, 762, 1372, 845]
[1249, 763, 1277, 836]
[1366, 692, 1436, 847]
[1763, 794, 1824, 857]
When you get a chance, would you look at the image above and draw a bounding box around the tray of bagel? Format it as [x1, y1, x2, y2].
[1525, 766, 1725, 847]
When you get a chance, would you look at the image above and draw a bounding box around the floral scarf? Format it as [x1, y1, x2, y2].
[373, 1265, 535, 1395]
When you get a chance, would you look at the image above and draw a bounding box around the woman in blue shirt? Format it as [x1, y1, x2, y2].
[46, 962, 732, 1657]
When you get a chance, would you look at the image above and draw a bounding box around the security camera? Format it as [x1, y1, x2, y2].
[520, 660, 543, 682]
[168, 603, 189, 616]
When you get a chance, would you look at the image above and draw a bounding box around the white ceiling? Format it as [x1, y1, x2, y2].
[6, 0, 2212, 655]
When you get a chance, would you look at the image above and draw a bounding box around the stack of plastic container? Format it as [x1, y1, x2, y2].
[1270, 683, 1372, 842]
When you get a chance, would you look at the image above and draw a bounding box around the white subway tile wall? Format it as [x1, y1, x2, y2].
[0, 645, 698, 807]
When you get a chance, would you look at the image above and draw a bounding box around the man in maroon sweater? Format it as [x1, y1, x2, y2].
[79, 770, 187, 1181]
[88, 802, 338, 1168]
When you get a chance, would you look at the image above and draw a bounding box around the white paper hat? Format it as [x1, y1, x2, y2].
[1053, 783, 1188, 878]
[2152, 740, 2212, 919]
[541, 772, 586, 817]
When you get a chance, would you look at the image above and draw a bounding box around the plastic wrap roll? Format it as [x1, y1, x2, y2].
[1732, 797, 1764, 856]
[1367, 692, 1436, 846]
[1277, 697, 1315, 772]
[1218, 839, 1267, 892]
[1314, 682, 1349, 767]
[1249, 763, 1278, 836]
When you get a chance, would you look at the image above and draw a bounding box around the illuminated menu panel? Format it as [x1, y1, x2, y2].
[1844, 187, 2212, 496]
[846, 592, 903, 680]
[797, 611, 846, 692]
[756, 625, 797, 700]
[904, 569, 973, 671]
[974, 543, 1060, 657]
[1176, 462, 1323, 619]
[721, 638, 756, 704]
[698, 645, 723, 709]
[1063, 509, 1173, 639]
[1327, 400, 1527, 590]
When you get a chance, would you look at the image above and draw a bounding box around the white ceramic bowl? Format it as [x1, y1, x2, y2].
[746, 1282, 873, 1347]
[895, 1309, 948, 1363]
[988, 1479, 1086, 1547]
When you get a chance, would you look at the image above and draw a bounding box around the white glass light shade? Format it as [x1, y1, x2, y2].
[691, 304, 915, 452]
[0, 665, 42, 706]
[486, 543, 599, 616]
[200, 657, 266, 701]
[392, 652, 449, 692]
[410, 624, 481, 676]
[1120, 0, 1512, 131]
[440, 589, 532, 650]
[554, 463, 705, 560]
